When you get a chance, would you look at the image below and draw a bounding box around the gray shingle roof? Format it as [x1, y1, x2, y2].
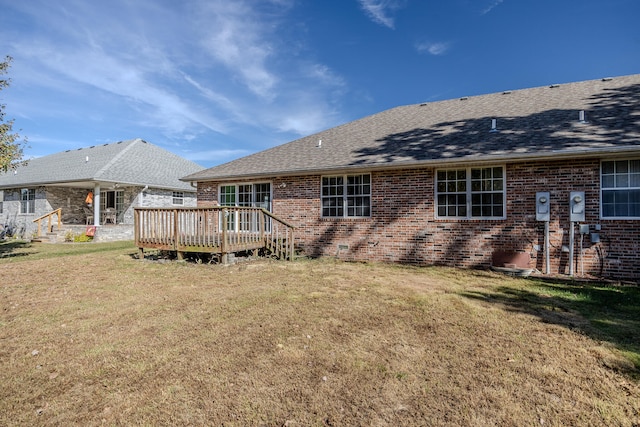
[183, 74, 640, 182]
[0, 138, 203, 191]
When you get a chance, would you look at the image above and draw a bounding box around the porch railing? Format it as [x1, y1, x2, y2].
[134, 206, 295, 261]
[32, 208, 62, 236]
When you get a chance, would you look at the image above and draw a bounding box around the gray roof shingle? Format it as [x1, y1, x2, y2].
[0, 138, 203, 191]
[183, 74, 640, 182]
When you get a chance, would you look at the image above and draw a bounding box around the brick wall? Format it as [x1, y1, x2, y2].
[197, 159, 640, 281]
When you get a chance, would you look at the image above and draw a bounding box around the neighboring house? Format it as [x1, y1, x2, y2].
[0, 138, 203, 240]
[182, 74, 640, 281]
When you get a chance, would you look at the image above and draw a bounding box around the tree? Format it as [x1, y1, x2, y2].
[1, 55, 28, 173]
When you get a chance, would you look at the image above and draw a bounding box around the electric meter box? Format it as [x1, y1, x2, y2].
[570, 191, 586, 222]
[536, 192, 550, 221]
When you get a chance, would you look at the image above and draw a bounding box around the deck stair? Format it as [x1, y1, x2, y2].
[31, 209, 63, 242]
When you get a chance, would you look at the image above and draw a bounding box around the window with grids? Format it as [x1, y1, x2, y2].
[601, 160, 640, 218]
[218, 183, 272, 232]
[322, 174, 371, 217]
[219, 185, 236, 206]
[20, 188, 35, 214]
[436, 166, 505, 219]
[172, 191, 184, 205]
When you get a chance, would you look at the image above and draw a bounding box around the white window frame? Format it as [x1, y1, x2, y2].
[601, 159, 640, 219]
[435, 166, 506, 220]
[100, 190, 124, 222]
[172, 191, 184, 206]
[20, 188, 35, 214]
[218, 182, 272, 210]
[218, 182, 272, 232]
[321, 173, 371, 218]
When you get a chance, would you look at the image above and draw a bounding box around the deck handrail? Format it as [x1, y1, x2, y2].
[261, 208, 295, 229]
[32, 208, 62, 235]
[134, 206, 296, 261]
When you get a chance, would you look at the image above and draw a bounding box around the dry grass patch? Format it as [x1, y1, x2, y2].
[0, 241, 638, 426]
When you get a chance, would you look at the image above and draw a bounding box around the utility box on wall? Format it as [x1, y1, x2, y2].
[569, 191, 586, 222]
[536, 192, 550, 221]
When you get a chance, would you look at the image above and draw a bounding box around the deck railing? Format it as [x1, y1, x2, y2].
[32, 208, 62, 236]
[134, 206, 295, 261]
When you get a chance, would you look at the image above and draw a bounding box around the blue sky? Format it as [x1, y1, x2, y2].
[1, 0, 638, 168]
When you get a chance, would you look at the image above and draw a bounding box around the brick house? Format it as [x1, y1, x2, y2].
[182, 75, 640, 281]
[0, 138, 203, 240]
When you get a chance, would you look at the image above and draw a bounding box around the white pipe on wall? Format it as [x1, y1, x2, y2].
[544, 221, 550, 275]
[569, 222, 575, 276]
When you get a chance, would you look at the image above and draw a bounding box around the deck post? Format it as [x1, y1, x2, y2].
[259, 210, 265, 243]
[289, 230, 295, 260]
[173, 209, 180, 251]
[221, 208, 228, 263]
[138, 247, 144, 260]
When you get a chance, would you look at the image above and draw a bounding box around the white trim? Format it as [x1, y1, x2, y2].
[217, 182, 273, 233]
[20, 188, 36, 215]
[434, 165, 507, 220]
[600, 158, 640, 220]
[172, 191, 185, 206]
[217, 181, 273, 209]
[321, 173, 372, 218]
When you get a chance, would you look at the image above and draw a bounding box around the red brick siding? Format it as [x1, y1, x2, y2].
[197, 160, 640, 281]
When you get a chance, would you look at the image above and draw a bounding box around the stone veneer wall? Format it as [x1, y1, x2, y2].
[1, 186, 196, 238]
[197, 158, 640, 281]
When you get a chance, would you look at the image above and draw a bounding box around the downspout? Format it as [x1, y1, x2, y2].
[140, 185, 148, 207]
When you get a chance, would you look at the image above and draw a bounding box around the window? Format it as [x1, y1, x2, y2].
[20, 189, 35, 214]
[436, 166, 505, 219]
[219, 185, 236, 207]
[218, 183, 271, 209]
[601, 159, 640, 218]
[218, 183, 272, 232]
[172, 191, 184, 205]
[100, 190, 124, 223]
[322, 174, 371, 217]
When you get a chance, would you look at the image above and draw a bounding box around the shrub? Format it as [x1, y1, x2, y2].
[73, 233, 93, 243]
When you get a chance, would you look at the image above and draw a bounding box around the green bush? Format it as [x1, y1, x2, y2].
[73, 233, 93, 243]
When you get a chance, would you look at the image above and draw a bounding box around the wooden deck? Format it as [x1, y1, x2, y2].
[134, 207, 295, 262]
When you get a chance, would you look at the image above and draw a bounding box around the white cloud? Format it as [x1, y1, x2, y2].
[2, 0, 351, 162]
[194, 1, 278, 99]
[182, 148, 251, 164]
[17, 40, 228, 137]
[415, 41, 451, 56]
[357, 0, 405, 29]
[481, 0, 504, 15]
[273, 108, 329, 136]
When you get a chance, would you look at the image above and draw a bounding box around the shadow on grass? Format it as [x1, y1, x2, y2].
[0, 240, 32, 259]
[460, 278, 640, 378]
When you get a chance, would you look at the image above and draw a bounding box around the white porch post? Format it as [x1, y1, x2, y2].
[93, 184, 101, 226]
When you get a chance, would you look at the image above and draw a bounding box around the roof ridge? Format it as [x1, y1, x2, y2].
[93, 139, 141, 179]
